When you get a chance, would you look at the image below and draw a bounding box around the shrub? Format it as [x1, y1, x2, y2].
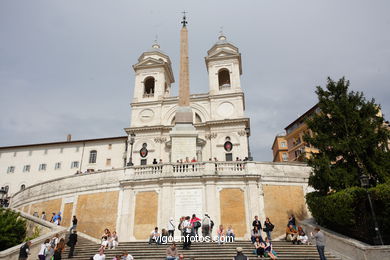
[306, 183, 390, 245]
[0, 208, 27, 251]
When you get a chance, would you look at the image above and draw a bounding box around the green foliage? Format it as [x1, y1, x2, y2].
[304, 77, 390, 194]
[0, 208, 27, 251]
[306, 183, 390, 244]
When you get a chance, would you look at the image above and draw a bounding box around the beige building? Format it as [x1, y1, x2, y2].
[271, 135, 289, 162]
[1, 19, 313, 242]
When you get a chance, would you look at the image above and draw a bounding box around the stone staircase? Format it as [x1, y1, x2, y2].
[62, 238, 341, 260]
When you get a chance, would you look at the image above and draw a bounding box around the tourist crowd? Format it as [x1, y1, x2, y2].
[20, 211, 327, 260]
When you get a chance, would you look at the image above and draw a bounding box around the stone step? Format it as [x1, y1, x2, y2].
[61, 240, 341, 260]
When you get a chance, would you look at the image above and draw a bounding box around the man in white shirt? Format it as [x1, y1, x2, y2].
[168, 217, 175, 238]
[122, 251, 134, 260]
[149, 227, 161, 245]
[93, 248, 105, 260]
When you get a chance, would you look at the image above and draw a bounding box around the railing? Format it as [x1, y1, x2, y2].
[132, 161, 246, 178]
[215, 161, 246, 172]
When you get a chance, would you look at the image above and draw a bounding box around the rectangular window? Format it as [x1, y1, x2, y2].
[39, 164, 47, 171]
[7, 166, 15, 173]
[28, 151, 33, 156]
[23, 165, 31, 172]
[282, 153, 288, 161]
[225, 153, 233, 161]
[44, 149, 48, 155]
[281, 141, 287, 148]
[13, 152, 17, 157]
[54, 162, 61, 170]
[106, 158, 111, 166]
[60, 148, 64, 153]
[76, 147, 80, 152]
[140, 159, 147, 165]
[71, 161, 79, 168]
[108, 144, 112, 150]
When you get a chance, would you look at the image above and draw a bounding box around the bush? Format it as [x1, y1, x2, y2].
[306, 183, 390, 245]
[0, 208, 27, 251]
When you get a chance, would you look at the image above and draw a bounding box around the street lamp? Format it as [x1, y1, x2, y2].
[127, 133, 136, 167]
[245, 127, 253, 161]
[359, 173, 384, 245]
[0, 187, 9, 208]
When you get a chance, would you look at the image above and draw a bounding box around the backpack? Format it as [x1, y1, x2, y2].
[194, 221, 201, 228]
[50, 238, 56, 248]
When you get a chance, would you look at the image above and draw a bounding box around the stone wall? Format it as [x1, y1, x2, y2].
[263, 185, 308, 237]
[76, 191, 119, 238]
[220, 188, 246, 237]
[9, 162, 312, 241]
[133, 191, 158, 240]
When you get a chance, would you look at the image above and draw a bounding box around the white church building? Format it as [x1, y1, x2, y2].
[0, 18, 312, 241]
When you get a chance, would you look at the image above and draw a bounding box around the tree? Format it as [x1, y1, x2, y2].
[304, 77, 390, 195]
[0, 208, 27, 251]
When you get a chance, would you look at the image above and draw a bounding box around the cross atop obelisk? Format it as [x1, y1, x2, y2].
[178, 11, 190, 107]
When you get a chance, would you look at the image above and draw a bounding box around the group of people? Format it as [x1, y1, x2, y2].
[32, 211, 62, 226]
[100, 228, 119, 250]
[284, 215, 327, 260]
[249, 216, 277, 259]
[148, 213, 217, 249]
[32, 231, 77, 260]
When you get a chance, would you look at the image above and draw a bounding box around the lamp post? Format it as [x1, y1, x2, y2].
[245, 127, 253, 161]
[127, 133, 136, 167]
[0, 187, 8, 208]
[359, 173, 384, 245]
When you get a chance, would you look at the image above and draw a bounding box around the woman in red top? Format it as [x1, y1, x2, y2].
[190, 214, 201, 237]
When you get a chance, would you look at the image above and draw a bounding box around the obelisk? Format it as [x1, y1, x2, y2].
[170, 13, 198, 162]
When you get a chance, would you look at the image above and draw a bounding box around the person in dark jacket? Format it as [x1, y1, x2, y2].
[67, 230, 78, 258]
[234, 247, 248, 260]
[252, 216, 262, 231]
[19, 241, 31, 260]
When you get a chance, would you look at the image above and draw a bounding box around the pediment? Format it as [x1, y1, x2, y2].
[133, 57, 164, 68]
[207, 49, 238, 59]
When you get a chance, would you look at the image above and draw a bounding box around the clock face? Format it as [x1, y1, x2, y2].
[224, 141, 233, 152]
[139, 109, 154, 122]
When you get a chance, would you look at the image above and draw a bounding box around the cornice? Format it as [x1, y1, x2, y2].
[131, 92, 244, 107]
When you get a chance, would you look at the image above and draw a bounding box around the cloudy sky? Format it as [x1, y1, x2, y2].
[1, 0, 389, 161]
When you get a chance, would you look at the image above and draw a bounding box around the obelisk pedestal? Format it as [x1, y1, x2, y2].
[170, 15, 198, 162]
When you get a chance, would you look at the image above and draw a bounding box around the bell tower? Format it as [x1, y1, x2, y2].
[132, 42, 174, 103]
[205, 33, 243, 95]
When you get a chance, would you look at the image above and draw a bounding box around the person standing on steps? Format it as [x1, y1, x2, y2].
[19, 241, 31, 260]
[252, 216, 262, 235]
[168, 217, 175, 238]
[311, 227, 327, 260]
[69, 216, 78, 233]
[67, 230, 78, 258]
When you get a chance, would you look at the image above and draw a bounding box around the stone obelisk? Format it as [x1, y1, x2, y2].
[170, 13, 198, 162]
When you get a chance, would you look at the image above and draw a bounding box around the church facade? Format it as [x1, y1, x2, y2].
[1, 20, 312, 241]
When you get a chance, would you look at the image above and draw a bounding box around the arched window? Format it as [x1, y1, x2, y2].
[20, 184, 26, 191]
[218, 69, 231, 89]
[144, 77, 155, 97]
[89, 150, 97, 164]
[4, 185, 9, 193]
